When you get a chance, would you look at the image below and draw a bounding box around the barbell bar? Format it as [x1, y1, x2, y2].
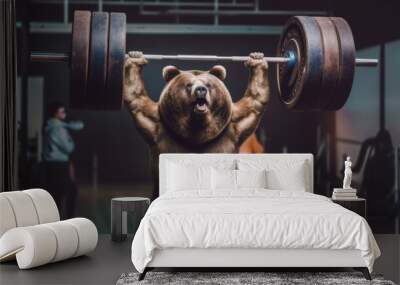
[30, 11, 379, 111]
[30, 52, 377, 65]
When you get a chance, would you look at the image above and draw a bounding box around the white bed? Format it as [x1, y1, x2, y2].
[131, 154, 380, 280]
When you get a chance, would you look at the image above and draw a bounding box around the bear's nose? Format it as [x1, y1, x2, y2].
[194, 86, 207, 99]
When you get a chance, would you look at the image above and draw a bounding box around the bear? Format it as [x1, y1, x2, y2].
[123, 51, 270, 199]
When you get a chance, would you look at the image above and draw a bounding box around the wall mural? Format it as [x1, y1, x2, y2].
[15, 29, 399, 235]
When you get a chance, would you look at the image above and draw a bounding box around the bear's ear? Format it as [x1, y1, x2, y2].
[208, 65, 226, 81]
[162, 65, 180, 82]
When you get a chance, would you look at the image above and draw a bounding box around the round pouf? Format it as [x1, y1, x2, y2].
[111, 197, 150, 242]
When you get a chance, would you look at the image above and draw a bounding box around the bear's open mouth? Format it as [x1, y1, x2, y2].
[194, 98, 208, 113]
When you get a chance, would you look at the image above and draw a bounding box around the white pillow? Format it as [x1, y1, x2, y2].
[166, 158, 236, 170]
[211, 168, 236, 190]
[211, 169, 267, 190]
[236, 169, 267, 189]
[237, 159, 308, 191]
[266, 168, 306, 191]
[167, 162, 212, 191]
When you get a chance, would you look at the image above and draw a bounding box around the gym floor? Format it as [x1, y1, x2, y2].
[0, 235, 398, 285]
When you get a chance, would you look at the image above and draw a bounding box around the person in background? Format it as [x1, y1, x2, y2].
[43, 101, 84, 219]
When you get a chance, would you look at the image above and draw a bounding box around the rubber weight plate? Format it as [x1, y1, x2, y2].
[277, 16, 323, 111]
[314, 17, 340, 110]
[87, 12, 109, 110]
[70, 11, 91, 109]
[106, 13, 126, 110]
[328, 17, 356, 110]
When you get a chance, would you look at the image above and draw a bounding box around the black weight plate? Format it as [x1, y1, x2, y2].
[314, 17, 340, 110]
[276, 16, 323, 111]
[106, 13, 126, 110]
[70, 10, 91, 109]
[329, 17, 356, 110]
[87, 12, 109, 110]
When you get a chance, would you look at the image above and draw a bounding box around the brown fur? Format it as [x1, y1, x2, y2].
[123, 51, 270, 199]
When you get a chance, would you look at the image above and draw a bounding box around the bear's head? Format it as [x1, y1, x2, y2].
[158, 65, 232, 145]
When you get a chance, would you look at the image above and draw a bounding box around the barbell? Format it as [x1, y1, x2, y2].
[31, 10, 378, 111]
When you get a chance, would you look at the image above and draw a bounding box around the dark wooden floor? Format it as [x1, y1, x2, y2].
[0, 235, 133, 285]
[0, 234, 398, 284]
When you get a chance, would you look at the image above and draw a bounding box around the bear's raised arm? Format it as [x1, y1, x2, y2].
[123, 51, 160, 144]
[231, 52, 270, 146]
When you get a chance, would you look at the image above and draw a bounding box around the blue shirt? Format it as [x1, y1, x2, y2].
[43, 119, 84, 162]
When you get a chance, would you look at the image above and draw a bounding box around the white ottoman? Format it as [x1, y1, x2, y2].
[0, 189, 98, 269]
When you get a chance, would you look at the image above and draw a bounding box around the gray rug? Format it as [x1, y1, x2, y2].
[116, 272, 396, 285]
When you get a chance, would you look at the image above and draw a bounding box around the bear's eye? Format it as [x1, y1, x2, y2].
[186, 83, 193, 92]
[206, 83, 212, 89]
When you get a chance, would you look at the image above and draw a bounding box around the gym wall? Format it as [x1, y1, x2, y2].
[336, 46, 380, 181]
[385, 40, 400, 147]
[336, 42, 400, 233]
[336, 42, 400, 183]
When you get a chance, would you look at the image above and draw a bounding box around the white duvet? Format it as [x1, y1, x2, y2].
[131, 190, 380, 273]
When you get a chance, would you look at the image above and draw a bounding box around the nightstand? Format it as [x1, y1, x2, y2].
[331, 198, 366, 218]
[111, 197, 150, 242]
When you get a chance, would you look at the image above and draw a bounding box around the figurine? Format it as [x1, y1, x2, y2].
[343, 156, 353, 189]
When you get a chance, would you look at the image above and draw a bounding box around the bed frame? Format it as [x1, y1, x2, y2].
[139, 154, 371, 280]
